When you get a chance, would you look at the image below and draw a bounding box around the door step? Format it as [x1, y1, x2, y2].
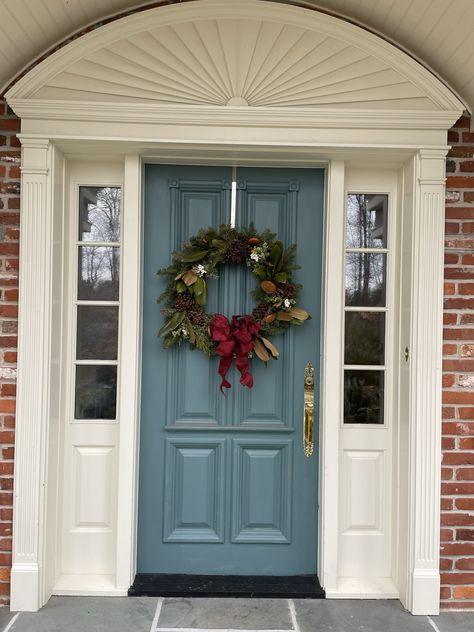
[128, 574, 325, 598]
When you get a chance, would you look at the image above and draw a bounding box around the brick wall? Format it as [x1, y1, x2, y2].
[441, 113, 474, 609]
[0, 98, 20, 604]
[0, 98, 472, 608]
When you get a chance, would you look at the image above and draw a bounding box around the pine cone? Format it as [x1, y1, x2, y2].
[175, 291, 205, 325]
[252, 302, 269, 321]
[222, 234, 252, 263]
[276, 282, 296, 299]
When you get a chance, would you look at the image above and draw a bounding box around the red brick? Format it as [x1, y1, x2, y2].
[448, 131, 460, 142]
[0, 554, 11, 567]
[444, 282, 456, 295]
[456, 498, 474, 511]
[464, 192, 474, 203]
[460, 160, 474, 172]
[457, 529, 474, 541]
[441, 482, 474, 495]
[9, 136, 20, 148]
[440, 558, 453, 570]
[455, 558, 474, 571]
[446, 176, 474, 188]
[444, 268, 473, 280]
[3, 352, 16, 364]
[456, 468, 474, 481]
[441, 497, 454, 510]
[441, 528, 454, 542]
[445, 252, 459, 263]
[446, 208, 474, 220]
[442, 437, 456, 450]
[2, 448, 13, 460]
[443, 391, 474, 404]
[448, 146, 474, 158]
[3, 289, 18, 302]
[459, 438, 474, 449]
[0, 508, 12, 521]
[442, 467, 453, 480]
[7, 198, 19, 210]
[459, 408, 474, 419]
[441, 601, 474, 609]
[441, 512, 472, 526]
[0, 431, 14, 444]
[441, 573, 474, 585]
[0, 118, 19, 131]
[0, 568, 10, 583]
[0, 463, 13, 476]
[441, 542, 474, 555]
[444, 313, 457, 325]
[459, 283, 474, 294]
[443, 374, 455, 387]
[0, 401, 15, 414]
[443, 453, 474, 465]
[0, 583, 10, 596]
[443, 360, 474, 372]
[444, 239, 474, 251]
[440, 586, 452, 599]
[462, 132, 474, 142]
[454, 115, 471, 128]
[453, 586, 474, 599]
[0, 306, 17, 318]
[443, 344, 457, 356]
[0, 385, 15, 398]
[443, 328, 474, 340]
[445, 222, 459, 234]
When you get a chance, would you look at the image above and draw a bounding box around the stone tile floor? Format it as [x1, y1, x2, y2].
[0, 597, 472, 632]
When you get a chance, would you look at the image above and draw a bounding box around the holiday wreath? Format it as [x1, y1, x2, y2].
[157, 225, 310, 391]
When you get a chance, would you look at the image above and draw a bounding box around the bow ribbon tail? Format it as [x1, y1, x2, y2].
[217, 355, 233, 393]
[235, 350, 253, 388]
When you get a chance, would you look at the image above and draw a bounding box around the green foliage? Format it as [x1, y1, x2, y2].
[156, 224, 310, 356]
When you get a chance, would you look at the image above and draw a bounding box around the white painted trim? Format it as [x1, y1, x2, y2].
[6, 101, 462, 132]
[115, 156, 143, 589]
[6, 1, 463, 113]
[319, 161, 345, 594]
[10, 139, 52, 612]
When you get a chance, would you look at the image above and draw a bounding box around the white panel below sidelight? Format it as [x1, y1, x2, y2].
[342, 450, 384, 533]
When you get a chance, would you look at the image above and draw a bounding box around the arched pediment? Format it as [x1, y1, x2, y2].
[7, 0, 463, 117]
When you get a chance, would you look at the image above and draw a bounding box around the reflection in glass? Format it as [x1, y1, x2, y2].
[345, 312, 385, 365]
[76, 306, 118, 360]
[78, 246, 120, 300]
[75, 365, 117, 419]
[344, 370, 384, 424]
[79, 186, 121, 242]
[346, 194, 388, 249]
[345, 253, 386, 306]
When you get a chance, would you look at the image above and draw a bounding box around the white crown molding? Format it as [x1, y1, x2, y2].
[7, 100, 462, 134]
[5, 0, 464, 114]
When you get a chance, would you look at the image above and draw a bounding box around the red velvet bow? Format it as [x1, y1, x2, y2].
[210, 314, 260, 392]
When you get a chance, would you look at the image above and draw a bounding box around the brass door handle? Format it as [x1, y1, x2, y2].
[304, 362, 315, 457]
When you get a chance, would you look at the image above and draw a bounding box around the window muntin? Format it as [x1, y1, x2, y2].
[344, 193, 388, 425]
[74, 186, 121, 420]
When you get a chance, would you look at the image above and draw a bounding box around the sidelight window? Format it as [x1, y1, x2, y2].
[343, 193, 388, 424]
[73, 186, 121, 420]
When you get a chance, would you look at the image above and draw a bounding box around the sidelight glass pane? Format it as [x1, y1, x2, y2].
[344, 370, 384, 424]
[346, 193, 388, 249]
[76, 306, 119, 360]
[79, 186, 121, 243]
[75, 365, 117, 419]
[345, 252, 386, 306]
[78, 246, 120, 300]
[345, 312, 385, 365]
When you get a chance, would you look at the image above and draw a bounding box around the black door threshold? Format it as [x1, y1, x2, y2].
[128, 573, 325, 598]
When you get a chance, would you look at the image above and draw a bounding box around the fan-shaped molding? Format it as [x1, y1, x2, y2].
[6, 0, 463, 124]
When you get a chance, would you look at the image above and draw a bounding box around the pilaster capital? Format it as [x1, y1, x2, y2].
[18, 136, 50, 175]
[416, 148, 449, 184]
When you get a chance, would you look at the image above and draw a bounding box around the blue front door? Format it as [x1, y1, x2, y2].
[138, 165, 324, 575]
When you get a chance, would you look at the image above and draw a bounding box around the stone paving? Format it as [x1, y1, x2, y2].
[0, 597, 472, 632]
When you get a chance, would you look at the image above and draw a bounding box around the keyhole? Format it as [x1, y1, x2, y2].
[404, 347, 409, 362]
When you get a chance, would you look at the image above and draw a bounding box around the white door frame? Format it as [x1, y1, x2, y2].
[5, 0, 463, 615]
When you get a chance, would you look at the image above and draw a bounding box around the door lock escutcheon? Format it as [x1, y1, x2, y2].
[304, 362, 315, 457]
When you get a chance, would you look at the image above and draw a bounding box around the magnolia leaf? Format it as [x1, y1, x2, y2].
[180, 250, 208, 263]
[159, 311, 185, 337]
[269, 241, 283, 266]
[211, 239, 228, 250]
[176, 280, 187, 293]
[260, 336, 279, 358]
[163, 335, 179, 348]
[194, 277, 207, 305]
[264, 313, 276, 324]
[183, 270, 198, 286]
[276, 311, 293, 321]
[261, 280, 277, 294]
[174, 271, 185, 281]
[253, 338, 270, 363]
[289, 307, 310, 321]
[254, 266, 267, 280]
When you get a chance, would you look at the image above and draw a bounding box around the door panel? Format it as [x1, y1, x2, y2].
[139, 164, 324, 575]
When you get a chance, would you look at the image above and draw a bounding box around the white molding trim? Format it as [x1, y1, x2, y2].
[6, 1, 463, 113]
[319, 160, 345, 594]
[115, 156, 143, 590]
[11, 138, 52, 612]
[403, 149, 447, 616]
[6, 101, 462, 132]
